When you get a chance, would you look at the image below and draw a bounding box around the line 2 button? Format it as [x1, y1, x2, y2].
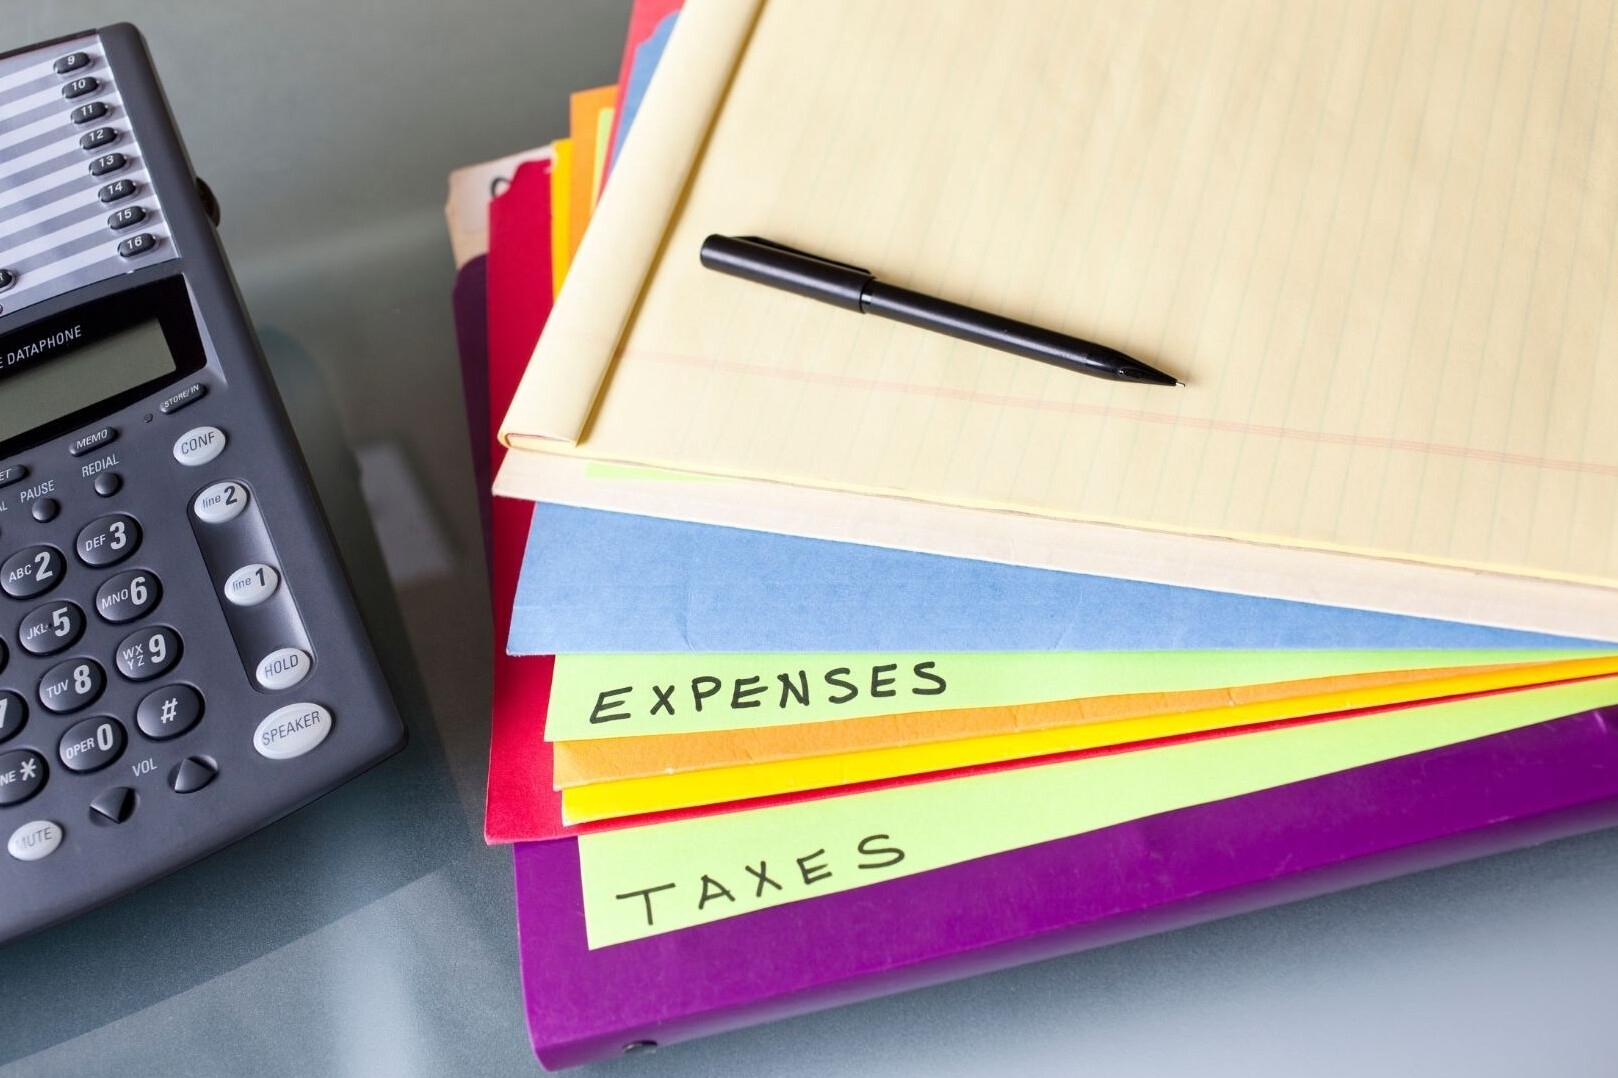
[193, 481, 247, 524]
[225, 563, 278, 606]
[173, 426, 225, 466]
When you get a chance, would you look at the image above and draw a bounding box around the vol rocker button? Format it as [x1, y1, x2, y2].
[170, 756, 216, 794]
[95, 569, 160, 623]
[89, 787, 135, 825]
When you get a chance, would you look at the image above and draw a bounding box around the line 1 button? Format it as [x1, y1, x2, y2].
[226, 563, 279, 607]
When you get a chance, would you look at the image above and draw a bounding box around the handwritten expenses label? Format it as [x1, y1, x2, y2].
[545, 650, 1598, 741]
[577, 676, 1618, 947]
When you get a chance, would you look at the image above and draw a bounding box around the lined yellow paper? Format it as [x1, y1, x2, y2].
[500, 0, 1618, 634]
[578, 676, 1618, 946]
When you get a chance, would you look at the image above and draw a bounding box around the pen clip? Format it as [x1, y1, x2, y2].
[735, 236, 873, 276]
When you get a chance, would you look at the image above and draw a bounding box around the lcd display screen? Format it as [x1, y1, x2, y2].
[0, 319, 176, 444]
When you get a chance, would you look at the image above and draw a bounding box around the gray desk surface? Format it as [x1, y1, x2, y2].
[4, 3, 1618, 1076]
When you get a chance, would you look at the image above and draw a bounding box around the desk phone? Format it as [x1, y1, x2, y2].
[0, 25, 405, 944]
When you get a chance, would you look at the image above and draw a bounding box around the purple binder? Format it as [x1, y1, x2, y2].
[514, 705, 1618, 1069]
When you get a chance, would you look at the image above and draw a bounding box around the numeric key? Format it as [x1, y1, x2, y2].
[95, 569, 160, 623]
[38, 657, 104, 714]
[1, 546, 65, 599]
[58, 716, 125, 773]
[18, 600, 84, 656]
[76, 514, 140, 567]
[114, 625, 181, 681]
[0, 691, 26, 745]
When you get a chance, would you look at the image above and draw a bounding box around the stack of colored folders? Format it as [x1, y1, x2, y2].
[445, 2, 1618, 1069]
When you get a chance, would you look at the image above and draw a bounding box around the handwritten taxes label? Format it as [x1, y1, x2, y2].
[575, 676, 1618, 947]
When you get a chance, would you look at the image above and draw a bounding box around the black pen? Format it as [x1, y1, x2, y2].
[699, 235, 1181, 387]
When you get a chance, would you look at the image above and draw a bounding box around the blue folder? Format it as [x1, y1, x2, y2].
[508, 504, 1597, 654]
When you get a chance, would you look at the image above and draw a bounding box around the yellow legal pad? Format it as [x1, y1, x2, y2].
[498, 0, 1618, 640]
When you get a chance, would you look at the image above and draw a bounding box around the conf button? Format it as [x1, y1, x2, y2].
[253, 702, 331, 760]
[172, 425, 225, 466]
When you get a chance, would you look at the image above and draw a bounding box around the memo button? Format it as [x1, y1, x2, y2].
[172, 426, 225, 466]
